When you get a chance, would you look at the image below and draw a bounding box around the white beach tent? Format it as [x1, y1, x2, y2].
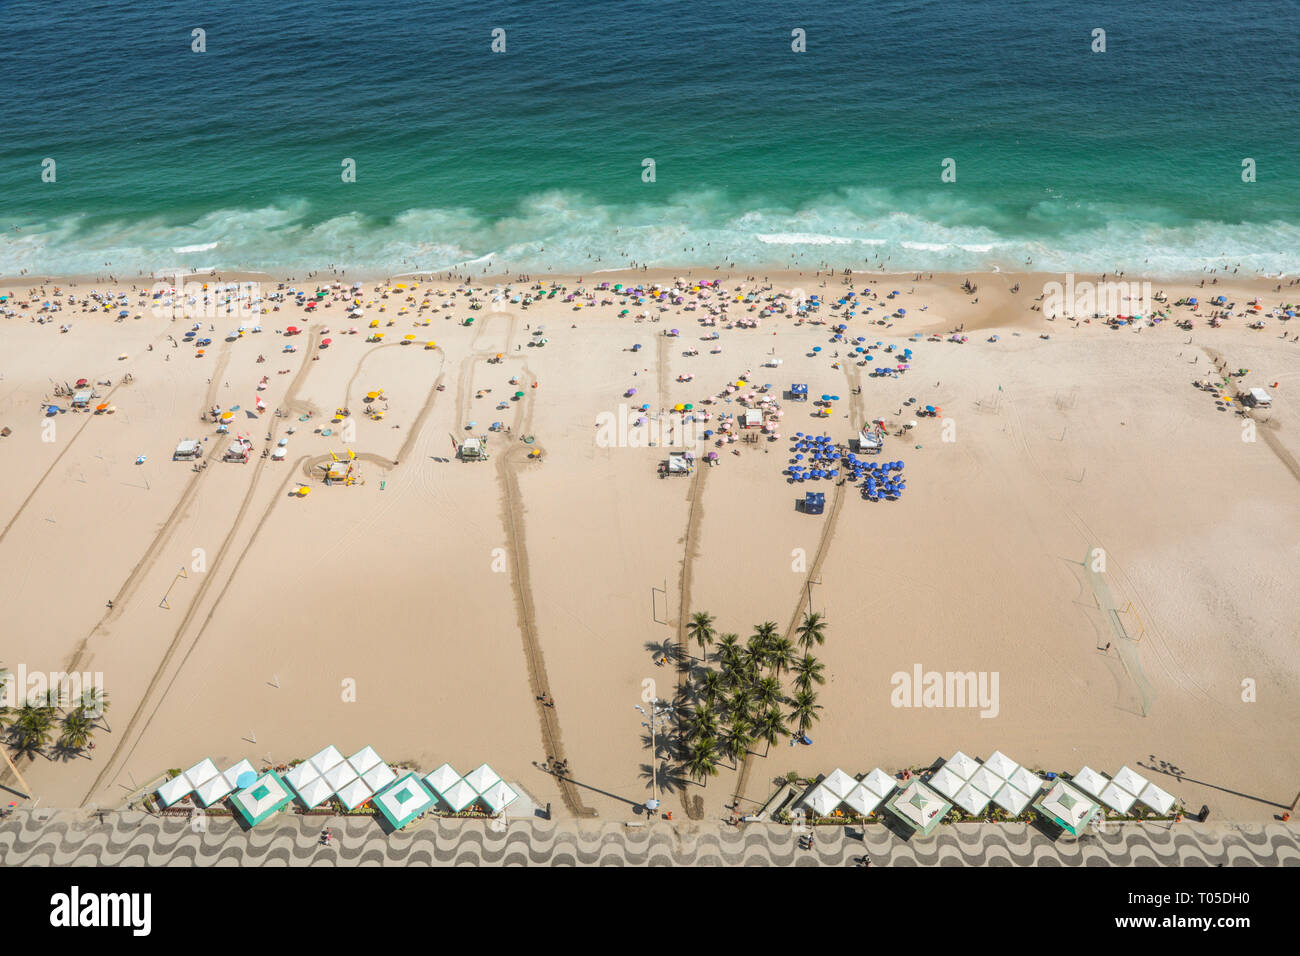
[953, 783, 992, 816]
[1006, 766, 1043, 799]
[347, 746, 383, 776]
[820, 768, 858, 800]
[1099, 781, 1138, 813]
[478, 779, 519, 814]
[337, 778, 374, 811]
[441, 779, 479, 812]
[944, 750, 979, 780]
[992, 781, 1033, 815]
[222, 759, 255, 790]
[1072, 766, 1109, 798]
[424, 763, 461, 798]
[1112, 765, 1150, 797]
[860, 767, 897, 802]
[967, 766, 1004, 797]
[983, 750, 1019, 780]
[156, 772, 194, 807]
[323, 761, 358, 792]
[841, 784, 883, 815]
[929, 766, 967, 800]
[184, 758, 221, 791]
[308, 744, 346, 775]
[889, 781, 951, 833]
[1139, 782, 1176, 815]
[1036, 780, 1100, 834]
[295, 775, 335, 809]
[284, 761, 321, 793]
[463, 763, 502, 795]
[801, 784, 842, 817]
[362, 763, 397, 792]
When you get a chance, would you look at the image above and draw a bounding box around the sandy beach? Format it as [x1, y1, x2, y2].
[1, 266, 1298, 824]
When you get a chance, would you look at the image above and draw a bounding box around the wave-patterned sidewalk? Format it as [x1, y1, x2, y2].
[1, 812, 1296, 866]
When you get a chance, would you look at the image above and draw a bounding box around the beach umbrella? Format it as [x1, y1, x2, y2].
[320, 338, 332, 347]
[514, 391, 525, 399]
[812, 347, 821, 353]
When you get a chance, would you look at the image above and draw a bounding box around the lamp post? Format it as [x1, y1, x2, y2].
[634, 698, 675, 814]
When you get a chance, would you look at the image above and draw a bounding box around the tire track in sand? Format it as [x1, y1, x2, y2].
[77, 328, 323, 805]
[673, 463, 708, 819]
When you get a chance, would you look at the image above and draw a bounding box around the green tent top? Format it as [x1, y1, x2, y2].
[373, 773, 435, 830]
[1033, 780, 1101, 836]
[229, 771, 294, 827]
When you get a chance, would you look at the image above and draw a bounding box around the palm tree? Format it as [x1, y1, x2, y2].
[58, 707, 93, 752]
[8, 704, 53, 757]
[793, 654, 826, 693]
[795, 612, 828, 655]
[720, 717, 754, 765]
[688, 703, 719, 744]
[684, 737, 720, 783]
[698, 669, 723, 706]
[749, 621, 778, 659]
[715, 633, 742, 669]
[788, 688, 823, 735]
[686, 611, 716, 662]
[767, 636, 796, 676]
[725, 686, 753, 721]
[753, 707, 788, 753]
[754, 676, 783, 711]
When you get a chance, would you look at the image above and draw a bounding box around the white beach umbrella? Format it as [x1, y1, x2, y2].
[463, 763, 502, 794]
[992, 781, 1033, 815]
[478, 779, 519, 813]
[424, 763, 461, 796]
[801, 784, 841, 817]
[1112, 765, 1150, 797]
[295, 775, 334, 809]
[967, 766, 1004, 797]
[1007, 766, 1043, 797]
[1099, 781, 1138, 813]
[842, 783, 885, 816]
[363, 763, 397, 792]
[323, 761, 358, 792]
[860, 767, 896, 800]
[283, 761, 322, 792]
[336, 778, 374, 811]
[929, 766, 967, 800]
[308, 745, 345, 774]
[347, 746, 383, 775]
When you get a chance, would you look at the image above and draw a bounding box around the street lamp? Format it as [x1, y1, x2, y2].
[635, 698, 675, 814]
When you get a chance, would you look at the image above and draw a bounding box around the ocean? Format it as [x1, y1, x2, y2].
[2, 0, 1297, 277]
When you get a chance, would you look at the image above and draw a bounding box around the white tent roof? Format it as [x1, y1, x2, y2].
[184, 758, 221, 789]
[1007, 766, 1042, 797]
[1139, 782, 1175, 815]
[967, 766, 1004, 797]
[983, 750, 1019, 780]
[1041, 781, 1097, 827]
[234, 773, 291, 818]
[954, 783, 992, 815]
[295, 775, 334, 809]
[284, 762, 321, 791]
[362, 763, 397, 792]
[222, 759, 255, 789]
[992, 781, 1033, 815]
[323, 761, 358, 792]
[441, 779, 479, 812]
[801, 784, 842, 816]
[860, 767, 896, 800]
[1072, 766, 1109, 798]
[336, 778, 374, 811]
[193, 774, 234, 807]
[1100, 781, 1137, 813]
[944, 751, 978, 780]
[309, 745, 345, 774]
[424, 763, 461, 795]
[892, 782, 949, 828]
[478, 779, 519, 813]
[464, 763, 502, 794]
[842, 783, 885, 815]
[347, 746, 383, 775]
[1112, 765, 1150, 797]
[821, 768, 857, 800]
[929, 766, 967, 799]
[156, 772, 193, 807]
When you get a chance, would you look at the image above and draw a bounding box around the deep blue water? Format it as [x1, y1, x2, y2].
[1, 0, 1297, 275]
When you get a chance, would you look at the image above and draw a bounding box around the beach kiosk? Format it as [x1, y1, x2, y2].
[857, 426, 883, 455]
[223, 438, 252, 462]
[373, 774, 436, 831]
[1032, 779, 1101, 836]
[661, 451, 694, 477]
[71, 389, 94, 409]
[804, 491, 825, 514]
[1247, 387, 1272, 408]
[884, 780, 953, 836]
[458, 435, 489, 461]
[173, 439, 202, 461]
[229, 771, 294, 828]
[790, 383, 809, 402]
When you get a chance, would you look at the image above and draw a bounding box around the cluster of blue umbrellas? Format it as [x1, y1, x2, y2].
[786, 432, 841, 481]
[861, 460, 906, 501]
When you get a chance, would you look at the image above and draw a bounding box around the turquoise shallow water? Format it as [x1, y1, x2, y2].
[1, 0, 1297, 275]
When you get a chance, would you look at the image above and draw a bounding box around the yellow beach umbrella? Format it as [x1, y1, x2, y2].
[404, 333, 416, 341]
[221, 411, 234, 420]
[425, 341, 437, 349]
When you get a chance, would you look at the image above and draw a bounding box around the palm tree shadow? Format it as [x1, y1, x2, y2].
[642, 638, 686, 667]
[638, 761, 687, 796]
